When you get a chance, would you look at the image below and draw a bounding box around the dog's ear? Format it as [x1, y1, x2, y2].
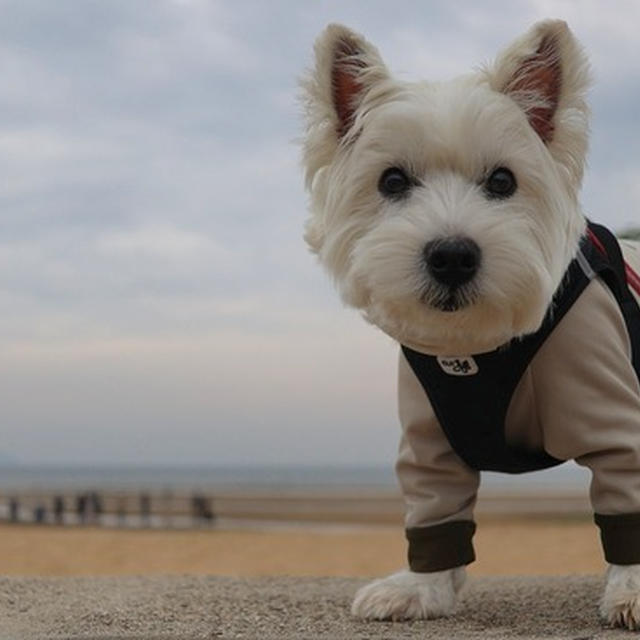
[301, 25, 390, 185]
[488, 20, 591, 185]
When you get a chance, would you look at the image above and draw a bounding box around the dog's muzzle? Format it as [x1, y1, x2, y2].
[422, 237, 481, 311]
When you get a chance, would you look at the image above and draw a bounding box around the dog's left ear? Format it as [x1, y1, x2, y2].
[488, 20, 591, 185]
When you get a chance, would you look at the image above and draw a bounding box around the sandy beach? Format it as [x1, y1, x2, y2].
[0, 508, 617, 638]
[0, 514, 605, 577]
[1, 574, 630, 639]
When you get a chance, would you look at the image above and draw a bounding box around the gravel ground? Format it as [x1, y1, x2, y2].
[0, 574, 632, 639]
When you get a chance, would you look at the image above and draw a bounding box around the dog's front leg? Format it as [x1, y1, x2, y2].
[601, 564, 640, 630]
[351, 566, 466, 620]
[350, 350, 480, 621]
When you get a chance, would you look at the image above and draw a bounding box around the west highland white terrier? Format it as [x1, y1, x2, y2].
[301, 19, 640, 630]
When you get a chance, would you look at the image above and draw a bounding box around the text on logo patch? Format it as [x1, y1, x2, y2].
[437, 356, 479, 376]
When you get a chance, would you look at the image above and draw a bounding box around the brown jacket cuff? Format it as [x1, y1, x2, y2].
[406, 520, 476, 572]
[595, 513, 640, 565]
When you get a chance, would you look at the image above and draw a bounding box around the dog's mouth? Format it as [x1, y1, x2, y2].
[421, 285, 478, 312]
[438, 294, 465, 312]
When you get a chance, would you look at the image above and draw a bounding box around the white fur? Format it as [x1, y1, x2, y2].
[351, 568, 466, 620]
[302, 19, 632, 629]
[602, 565, 640, 630]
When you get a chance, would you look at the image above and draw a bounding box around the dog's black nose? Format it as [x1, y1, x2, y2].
[423, 237, 481, 288]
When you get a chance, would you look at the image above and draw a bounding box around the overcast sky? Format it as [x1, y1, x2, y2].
[1, 0, 639, 466]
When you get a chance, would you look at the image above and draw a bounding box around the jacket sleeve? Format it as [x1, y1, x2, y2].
[396, 349, 480, 571]
[530, 269, 640, 565]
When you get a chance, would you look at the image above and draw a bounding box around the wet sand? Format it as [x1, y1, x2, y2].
[0, 514, 605, 577]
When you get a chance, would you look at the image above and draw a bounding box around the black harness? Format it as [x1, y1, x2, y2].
[402, 222, 640, 474]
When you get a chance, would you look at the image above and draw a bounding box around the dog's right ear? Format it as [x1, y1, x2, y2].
[301, 25, 390, 187]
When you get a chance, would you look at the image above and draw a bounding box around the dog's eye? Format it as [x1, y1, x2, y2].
[378, 167, 412, 199]
[485, 167, 517, 199]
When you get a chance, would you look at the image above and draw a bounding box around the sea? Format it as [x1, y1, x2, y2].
[0, 462, 591, 493]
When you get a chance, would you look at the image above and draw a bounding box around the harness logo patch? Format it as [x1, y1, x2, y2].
[437, 356, 478, 376]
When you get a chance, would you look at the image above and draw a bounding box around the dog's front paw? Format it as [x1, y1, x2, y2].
[351, 567, 466, 621]
[601, 564, 640, 630]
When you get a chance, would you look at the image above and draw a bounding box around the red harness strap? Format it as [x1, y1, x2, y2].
[587, 228, 640, 297]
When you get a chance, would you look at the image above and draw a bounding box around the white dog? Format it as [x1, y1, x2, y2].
[301, 20, 640, 630]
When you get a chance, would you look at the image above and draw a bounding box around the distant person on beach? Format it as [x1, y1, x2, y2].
[53, 496, 65, 525]
[8, 497, 19, 523]
[191, 494, 215, 525]
[90, 492, 103, 524]
[76, 494, 88, 524]
[117, 496, 127, 526]
[33, 504, 46, 524]
[140, 493, 151, 526]
[161, 490, 173, 528]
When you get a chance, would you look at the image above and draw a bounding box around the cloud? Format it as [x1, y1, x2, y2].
[97, 225, 221, 261]
[0, 0, 638, 464]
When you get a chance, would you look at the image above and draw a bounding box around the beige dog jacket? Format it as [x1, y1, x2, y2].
[396, 238, 640, 572]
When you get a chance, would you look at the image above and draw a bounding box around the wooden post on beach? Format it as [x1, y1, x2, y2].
[161, 489, 173, 528]
[9, 497, 19, 523]
[203, 496, 216, 525]
[89, 492, 102, 525]
[53, 496, 64, 525]
[33, 504, 46, 524]
[191, 494, 215, 526]
[76, 493, 88, 525]
[140, 493, 151, 527]
[117, 496, 127, 526]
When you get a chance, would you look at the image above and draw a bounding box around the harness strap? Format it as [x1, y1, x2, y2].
[588, 227, 640, 296]
[587, 223, 640, 375]
[402, 222, 640, 474]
